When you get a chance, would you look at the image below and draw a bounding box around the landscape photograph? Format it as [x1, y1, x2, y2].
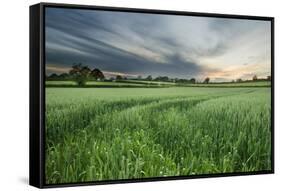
[45, 7, 272, 184]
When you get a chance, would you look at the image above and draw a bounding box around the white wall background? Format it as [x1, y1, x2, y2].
[0, 0, 279, 190]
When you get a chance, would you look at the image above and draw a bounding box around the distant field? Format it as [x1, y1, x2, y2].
[46, 80, 271, 88]
[46, 80, 172, 87]
[122, 80, 176, 85]
[184, 81, 271, 87]
[46, 81, 77, 86]
[46, 87, 271, 184]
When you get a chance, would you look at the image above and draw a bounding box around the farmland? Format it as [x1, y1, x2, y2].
[45, 86, 271, 184]
[45, 80, 270, 88]
[46, 80, 174, 88]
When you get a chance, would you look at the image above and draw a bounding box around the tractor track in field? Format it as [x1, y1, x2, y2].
[46, 89, 258, 146]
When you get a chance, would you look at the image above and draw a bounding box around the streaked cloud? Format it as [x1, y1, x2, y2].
[45, 8, 271, 81]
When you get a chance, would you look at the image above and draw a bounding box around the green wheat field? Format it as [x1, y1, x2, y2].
[45, 85, 271, 184]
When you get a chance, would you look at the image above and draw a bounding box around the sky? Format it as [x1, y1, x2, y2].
[45, 7, 271, 82]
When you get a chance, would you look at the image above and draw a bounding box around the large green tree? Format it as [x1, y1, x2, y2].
[69, 63, 91, 86]
[91, 68, 105, 80]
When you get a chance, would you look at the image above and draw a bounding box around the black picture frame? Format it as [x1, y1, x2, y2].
[30, 2, 275, 188]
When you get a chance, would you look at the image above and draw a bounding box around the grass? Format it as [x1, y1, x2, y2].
[45, 87, 272, 184]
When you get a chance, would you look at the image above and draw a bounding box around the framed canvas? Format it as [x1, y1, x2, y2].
[30, 2, 274, 188]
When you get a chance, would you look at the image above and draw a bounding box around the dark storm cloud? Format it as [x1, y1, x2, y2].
[45, 8, 271, 81]
[46, 33, 203, 78]
[45, 8, 205, 78]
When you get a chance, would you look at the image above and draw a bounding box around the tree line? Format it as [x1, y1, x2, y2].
[47, 63, 271, 86]
[47, 63, 105, 86]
